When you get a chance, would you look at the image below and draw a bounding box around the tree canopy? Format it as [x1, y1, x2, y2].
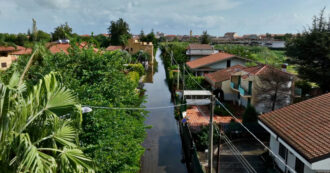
[108, 18, 131, 46]
[200, 30, 211, 44]
[286, 9, 330, 92]
[51, 22, 73, 41]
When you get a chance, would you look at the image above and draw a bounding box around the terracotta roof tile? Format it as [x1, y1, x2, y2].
[106, 46, 123, 51]
[11, 46, 32, 55]
[259, 93, 330, 162]
[0, 46, 16, 52]
[187, 44, 213, 50]
[204, 65, 245, 83]
[186, 52, 237, 69]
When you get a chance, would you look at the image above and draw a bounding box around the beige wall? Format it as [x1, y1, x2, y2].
[0, 55, 17, 70]
[126, 39, 154, 59]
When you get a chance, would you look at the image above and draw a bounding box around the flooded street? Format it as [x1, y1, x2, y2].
[140, 49, 188, 173]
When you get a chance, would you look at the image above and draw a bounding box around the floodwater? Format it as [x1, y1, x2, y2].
[140, 49, 188, 173]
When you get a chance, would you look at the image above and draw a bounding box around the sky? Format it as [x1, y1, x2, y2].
[0, 0, 329, 36]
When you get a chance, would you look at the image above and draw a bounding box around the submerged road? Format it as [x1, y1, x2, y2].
[140, 49, 188, 173]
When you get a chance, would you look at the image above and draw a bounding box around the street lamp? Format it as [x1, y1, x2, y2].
[82, 106, 92, 114]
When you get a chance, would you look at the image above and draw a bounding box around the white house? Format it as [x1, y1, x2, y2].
[258, 93, 330, 173]
[186, 44, 217, 60]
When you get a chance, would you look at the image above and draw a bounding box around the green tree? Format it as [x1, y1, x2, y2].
[200, 30, 210, 44]
[0, 71, 94, 173]
[242, 105, 258, 124]
[286, 9, 330, 92]
[108, 18, 131, 46]
[36, 30, 51, 42]
[52, 22, 73, 41]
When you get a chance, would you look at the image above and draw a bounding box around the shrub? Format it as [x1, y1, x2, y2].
[126, 63, 145, 76]
[242, 105, 258, 124]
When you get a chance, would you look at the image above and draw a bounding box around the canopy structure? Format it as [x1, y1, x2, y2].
[183, 90, 212, 105]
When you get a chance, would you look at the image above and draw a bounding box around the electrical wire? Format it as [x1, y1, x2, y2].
[169, 50, 297, 172]
[82, 103, 188, 110]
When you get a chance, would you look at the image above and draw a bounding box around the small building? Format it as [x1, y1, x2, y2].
[258, 93, 330, 173]
[224, 32, 239, 40]
[186, 52, 251, 76]
[105, 45, 123, 51]
[0, 46, 32, 70]
[186, 44, 215, 60]
[242, 34, 261, 40]
[125, 38, 153, 59]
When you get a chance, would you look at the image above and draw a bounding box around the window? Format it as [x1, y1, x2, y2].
[279, 143, 287, 160]
[295, 158, 304, 173]
[226, 59, 231, 67]
[1, 63, 7, 68]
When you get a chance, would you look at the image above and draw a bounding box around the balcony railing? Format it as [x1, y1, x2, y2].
[239, 86, 251, 97]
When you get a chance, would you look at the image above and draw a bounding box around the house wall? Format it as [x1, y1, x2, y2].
[259, 121, 330, 173]
[222, 80, 236, 100]
[126, 39, 154, 59]
[0, 55, 16, 70]
[208, 57, 247, 70]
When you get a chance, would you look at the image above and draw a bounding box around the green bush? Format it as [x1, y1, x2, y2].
[126, 63, 145, 76]
[242, 105, 258, 124]
[128, 71, 140, 85]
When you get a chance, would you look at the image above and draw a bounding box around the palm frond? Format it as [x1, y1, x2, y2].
[58, 148, 94, 173]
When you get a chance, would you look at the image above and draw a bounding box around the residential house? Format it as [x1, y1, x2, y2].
[258, 93, 330, 173]
[48, 41, 98, 54]
[186, 44, 216, 60]
[224, 32, 239, 40]
[105, 45, 123, 51]
[0, 46, 31, 70]
[186, 52, 251, 76]
[243, 34, 261, 40]
[205, 65, 298, 113]
[126, 38, 153, 59]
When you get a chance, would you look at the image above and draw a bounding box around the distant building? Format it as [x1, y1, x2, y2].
[242, 34, 260, 40]
[105, 45, 123, 51]
[259, 93, 330, 173]
[224, 32, 239, 40]
[186, 43, 216, 60]
[126, 38, 154, 59]
[164, 35, 177, 41]
[48, 41, 98, 54]
[186, 52, 251, 76]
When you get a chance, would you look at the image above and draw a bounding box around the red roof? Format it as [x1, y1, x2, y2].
[48, 43, 71, 54]
[186, 52, 237, 69]
[185, 106, 241, 126]
[106, 46, 123, 51]
[259, 93, 330, 162]
[205, 65, 245, 83]
[187, 44, 213, 50]
[0, 46, 16, 52]
[11, 46, 32, 55]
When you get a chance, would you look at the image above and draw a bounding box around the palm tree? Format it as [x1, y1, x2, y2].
[0, 71, 94, 172]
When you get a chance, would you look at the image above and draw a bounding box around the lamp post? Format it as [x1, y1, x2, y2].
[82, 106, 93, 114]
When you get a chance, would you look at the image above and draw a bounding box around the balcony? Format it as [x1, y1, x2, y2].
[239, 86, 251, 97]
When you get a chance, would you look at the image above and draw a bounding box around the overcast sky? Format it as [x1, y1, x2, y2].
[0, 0, 329, 36]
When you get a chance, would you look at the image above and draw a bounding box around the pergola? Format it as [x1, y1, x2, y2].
[183, 90, 213, 105]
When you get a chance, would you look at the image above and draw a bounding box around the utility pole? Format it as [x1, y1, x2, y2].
[177, 66, 180, 90]
[209, 95, 215, 173]
[217, 127, 221, 173]
[182, 65, 185, 102]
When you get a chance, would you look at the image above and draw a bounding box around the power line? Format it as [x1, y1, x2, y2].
[82, 103, 188, 110]
[169, 52, 296, 172]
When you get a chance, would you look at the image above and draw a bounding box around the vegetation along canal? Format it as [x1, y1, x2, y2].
[140, 49, 188, 173]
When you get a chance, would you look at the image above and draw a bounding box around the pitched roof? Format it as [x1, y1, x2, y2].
[204, 65, 245, 83]
[187, 44, 213, 50]
[241, 65, 294, 79]
[48, 43, 71, 54]
[0, 46, 16, 52]
[186, 52, 238, 69]
[259, 93, 330, 163]
[11, 46, 32, 55]
[106, 45, 123, 51]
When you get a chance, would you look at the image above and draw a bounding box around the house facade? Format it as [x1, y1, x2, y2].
[259, 93, 330, 173]
[186, 44, 216, 60]
[205, 65, 298, 113]
[0, 46, 31, 70]
[126, 38, 154, 59]
[186, 52, 251, 76]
